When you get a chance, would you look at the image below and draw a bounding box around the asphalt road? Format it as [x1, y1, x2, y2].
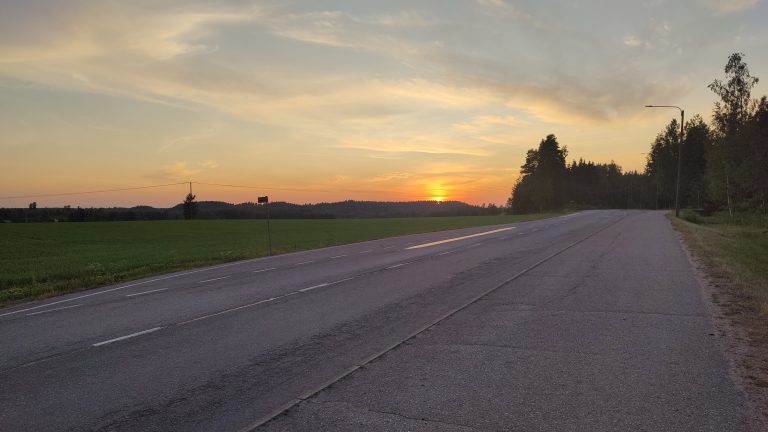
[0, 210, 756, 431]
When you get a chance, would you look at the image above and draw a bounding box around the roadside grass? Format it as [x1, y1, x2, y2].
[0, 213, 564, 306]
[672, 210, 768, 317]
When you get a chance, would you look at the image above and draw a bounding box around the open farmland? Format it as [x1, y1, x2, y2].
[0, 213, 562, 305]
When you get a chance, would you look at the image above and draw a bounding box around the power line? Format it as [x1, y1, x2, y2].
[192, 182, 394, 196]
[0, 182, 189, 200]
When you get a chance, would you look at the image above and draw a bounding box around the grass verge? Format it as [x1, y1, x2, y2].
[671, 210, 768, 316]
[0, 213, 564, 306]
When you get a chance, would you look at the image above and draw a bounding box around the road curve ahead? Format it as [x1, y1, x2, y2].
[0, 210, 756, 431]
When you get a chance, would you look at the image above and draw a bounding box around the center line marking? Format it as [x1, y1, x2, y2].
[330, 255, 347, 259]
[299, 283, 328, 292]
[199, 276, 230, 283]
[93, 327, 163, 347]
[406, 227, 513, 249]
[125, 288, 167, 297]
[179, 298, 276, 325]
[252, 267, 277, 273]
[26, 303, 83, 316]
[330, 277, 355, 284]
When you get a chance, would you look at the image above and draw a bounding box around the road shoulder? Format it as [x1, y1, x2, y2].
[671, 217, 768, 430]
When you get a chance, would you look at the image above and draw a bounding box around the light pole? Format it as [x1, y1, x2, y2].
[645, 105, 684, 217]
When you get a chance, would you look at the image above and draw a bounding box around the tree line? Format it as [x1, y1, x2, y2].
[509, 53, 767, 217]
[0, 200, 504, 223]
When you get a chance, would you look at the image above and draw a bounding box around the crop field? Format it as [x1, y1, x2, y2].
[0, 213, 563, 305]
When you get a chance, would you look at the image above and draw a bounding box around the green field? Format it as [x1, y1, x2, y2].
[0, 213, 563, 306]
[672, 211, 768, 316]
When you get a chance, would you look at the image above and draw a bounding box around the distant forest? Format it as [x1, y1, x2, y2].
[509, 53, 767, 216]
[1, 200, 504, 223]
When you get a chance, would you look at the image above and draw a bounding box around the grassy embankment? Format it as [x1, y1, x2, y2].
[672, 210, 768, 318]
[0, 213, 564, 306]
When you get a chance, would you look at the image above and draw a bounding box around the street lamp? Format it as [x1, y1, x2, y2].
[645, 105, 684, 217]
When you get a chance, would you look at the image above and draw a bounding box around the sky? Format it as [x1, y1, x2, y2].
[1, 0, 767, 207]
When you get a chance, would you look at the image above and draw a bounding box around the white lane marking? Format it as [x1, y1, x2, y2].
[0, 260, 253, 318]
[330, 255, 347, 259]
[517, 233, 525, 235]
[358, 250, 373, 254]
[299, 283, 329, 293]
[438, 250, 456, 256]
[406, 227, 513, 250]
[252, 267, 277, 273]
[386, 263, 405, 269]
[331, 277, 355, 284]
[93, 327, 163, 347]
[531, 228, 539, 232]
[179, 298, 276, 325]
[26, 303, 83, 316]
[125, 288, 168, 298]
[199, 276, 230, 284]
[295, 260, 315, 266]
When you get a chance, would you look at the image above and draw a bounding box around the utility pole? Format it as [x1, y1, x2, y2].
[645, 105, 684, 217]
[258, 196, 272, 255]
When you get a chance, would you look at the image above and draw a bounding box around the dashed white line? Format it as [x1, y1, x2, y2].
[299, 283, 329, 292]
[252, 267, 277, 273]
[386, 263, 405, 269]
[93, 327, 163, 347]
[330, 277, 355, 285]
[438, 250, 456, 256]
[199, 276, 230, 284]
[125, 288, 168, 298]
[358, 250, 373, 254]
[26, 304, 83, 316]
[330, 255, 347, 259]
[295, 260, 315, 266]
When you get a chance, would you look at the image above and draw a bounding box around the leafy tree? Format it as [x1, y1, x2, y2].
[708, 52, 760, 215]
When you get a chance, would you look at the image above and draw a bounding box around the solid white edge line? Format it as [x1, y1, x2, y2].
[0, 260, 251, 318]
[199, 276, 230, 284]
[92, 327, 163, 347]
[125, 288, 168, 298]
[26, 303, 84, 316]
[406, 227, 513, 250]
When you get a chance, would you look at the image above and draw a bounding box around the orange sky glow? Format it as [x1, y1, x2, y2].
[1, 1, 766, 208]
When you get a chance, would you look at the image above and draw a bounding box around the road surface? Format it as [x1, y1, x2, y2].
[0, 210, 757, 431]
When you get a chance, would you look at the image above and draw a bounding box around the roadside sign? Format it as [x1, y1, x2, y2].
[258, 196, 269, 204]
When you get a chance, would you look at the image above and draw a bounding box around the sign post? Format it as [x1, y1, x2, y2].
[258, 196, 272, 255]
